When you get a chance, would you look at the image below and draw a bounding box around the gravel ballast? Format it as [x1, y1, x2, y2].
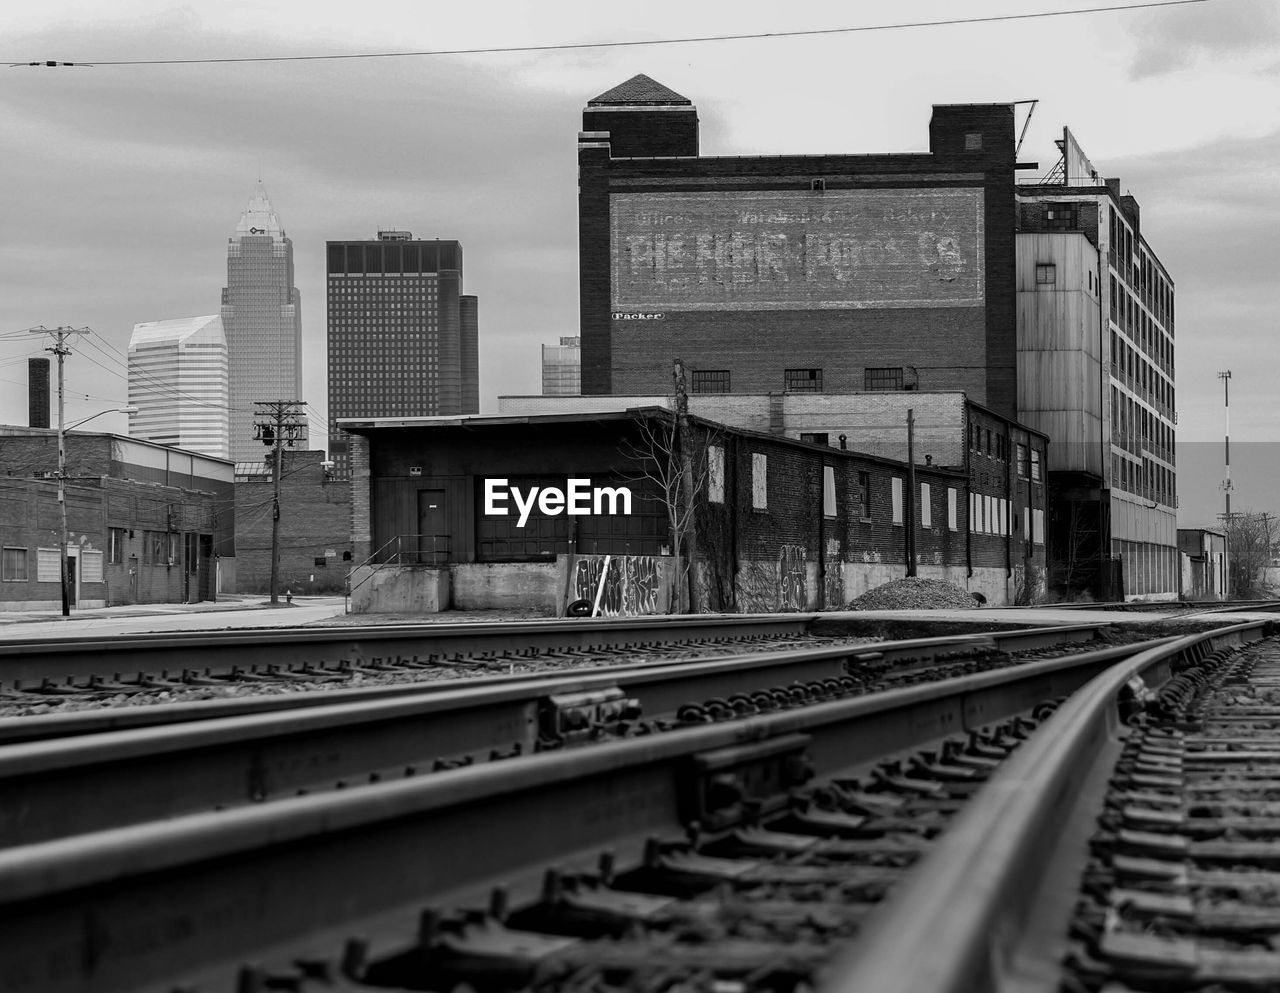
[847, 577, 980, 611]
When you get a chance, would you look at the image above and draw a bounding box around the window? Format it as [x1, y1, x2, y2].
[1035, 264, 1056, 285]
[858, 472, 872, 520]
[823, 466, 837, 518]
[920, 483, 932, 528]
[811, 178, 826, 191]
[947, 488, 958, 531]
[2, 547, 27, 582]
[1017, 443, 1029, 478]
[1033, 508, 1045, 544]
[692, 370, 731, 394]
[1045, 205, 1076, 228]
[799, 432, 830, 446]
[751, 453, 768, 510]
[785, 368, 822, 393]
[144, 531, 165, 566]
[864, 367, 904, 391]
[37, 548, 60, 583]
[1030, 449, 1042, 482]
[168, 533, 181, 566]
[81, 550, 104, 584]
[964, 132, 983, 150]
[708, 445, 725, 504]
[108, 528, 126, 564]
[891, 477, 903, 525]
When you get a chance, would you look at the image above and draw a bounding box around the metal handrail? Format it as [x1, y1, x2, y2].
[343, 534, 452, 611]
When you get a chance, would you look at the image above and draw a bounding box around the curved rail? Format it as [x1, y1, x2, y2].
[0, 629, 1182, 993]
[824, 619, 1275, 993]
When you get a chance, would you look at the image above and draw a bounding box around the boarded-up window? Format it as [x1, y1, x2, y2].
[708, 446, 724, 504]
[751, 453, 768, 510]
[920, 483, 932, 528]
[1031, 449, 1042, 482]
[891, 478, 903, 525]
[37, 548, 60, 583]
[1033, 508, 1045, 544]
[947, 488, 958, 531]
[81, 550, 104, 584]
[823, 466, 836, 518]
[858, 472, 872, 520]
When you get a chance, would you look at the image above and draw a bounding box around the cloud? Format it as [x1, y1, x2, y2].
[1127, 0, 1280, 78]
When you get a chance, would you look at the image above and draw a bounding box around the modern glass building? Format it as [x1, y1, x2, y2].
[222, 184, 303, 461]
[326, 231, 478, 478]
[127, 315, 230, 459]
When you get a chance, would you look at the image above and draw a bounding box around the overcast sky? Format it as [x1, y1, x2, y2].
[2, 1, 1276, 485]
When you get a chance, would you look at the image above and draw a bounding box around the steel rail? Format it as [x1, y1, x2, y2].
[0, 631, 1185, 993]
[825, 619, 1275, 993]
[0, 623, 1118, 846]
[0, 613, 820, 687]
[0, 620, 1109, 745]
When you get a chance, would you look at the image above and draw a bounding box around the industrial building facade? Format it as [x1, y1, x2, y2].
[0, 428, 235, 609]
[222, 185, 303, 462]
[1016, 129, 1177, 598]
[578, 75, 1019, 418]
[575, 76, 1177, 600]
[342, 409, 1046, 612]
[326, 232, 478, 479]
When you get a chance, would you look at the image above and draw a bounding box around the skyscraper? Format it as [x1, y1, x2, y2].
[326, 231, 479, 478]
[127, 315, 230, 458]
[541, 337, 581, 395]
[222, 184, 302, 461]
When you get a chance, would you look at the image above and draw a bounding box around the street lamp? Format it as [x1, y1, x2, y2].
[56, 405, 138, 616]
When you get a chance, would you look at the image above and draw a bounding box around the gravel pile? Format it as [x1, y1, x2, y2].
[847, 577, 980, 611]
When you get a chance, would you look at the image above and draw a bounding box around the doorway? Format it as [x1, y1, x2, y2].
[417, 490, 448, 565]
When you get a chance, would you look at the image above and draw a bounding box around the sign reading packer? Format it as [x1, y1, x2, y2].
[610, 189, 984, 311]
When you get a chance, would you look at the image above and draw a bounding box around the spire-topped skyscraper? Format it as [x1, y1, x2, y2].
[222, 183, 302, 461]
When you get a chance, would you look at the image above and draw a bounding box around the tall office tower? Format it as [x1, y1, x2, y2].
[326, 232, 479, 478]
[127, 315, 231, 458]
[222, 183, 302, 461]
[541, 337, 581, 395]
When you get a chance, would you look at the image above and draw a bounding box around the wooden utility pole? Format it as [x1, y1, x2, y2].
[906, 408, 917, 577]
[28, 326, 90, 616]
[253, 401, 307, 605]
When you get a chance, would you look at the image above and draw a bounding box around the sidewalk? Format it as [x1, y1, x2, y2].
[0, 595, 347, 633]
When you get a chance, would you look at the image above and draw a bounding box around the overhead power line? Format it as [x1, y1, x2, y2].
[11, 0, 1210, 68]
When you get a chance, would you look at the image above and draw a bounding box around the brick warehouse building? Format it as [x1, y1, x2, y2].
[578, 75, 1020, 416]
[500, 391, 1050, 603]
[0, 427, 234, 609]
[576, 75, 1176, 600]
[234, 451, 352, 595]
[340, 409, 1046, 613]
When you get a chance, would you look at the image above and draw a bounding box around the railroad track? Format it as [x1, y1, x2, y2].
[0, 623, 1240, 993]
[831, 618, 1279, 993]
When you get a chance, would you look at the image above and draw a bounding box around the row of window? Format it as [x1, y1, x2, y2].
[700, 450, 1043, 543]
[2, 547, 105, 583]
[967, 426, 1043, 481]
[690, 367, 910, 395]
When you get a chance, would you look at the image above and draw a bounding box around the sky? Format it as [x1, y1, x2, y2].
[1, 0, 1277, 514]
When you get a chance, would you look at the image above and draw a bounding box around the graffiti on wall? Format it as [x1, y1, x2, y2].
[778, 544, 808, 612]
[824, 538, 844, 609]
[571, 555, 664, 616]
[610, 189, 985, 311]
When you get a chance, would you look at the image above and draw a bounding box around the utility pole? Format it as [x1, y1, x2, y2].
[672, 359, 699, 614]
[253, 401, 307, 605]
[905, 408, 917, 577]
[28, 326, 90, 617]
[1218, 370, 1232, 596]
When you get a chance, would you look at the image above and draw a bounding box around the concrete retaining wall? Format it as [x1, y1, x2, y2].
[348, 565, 450, 614]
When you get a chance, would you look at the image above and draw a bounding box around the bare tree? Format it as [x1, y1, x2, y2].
[1223, 510, 1276, 597]
[620, 412, 715, 614]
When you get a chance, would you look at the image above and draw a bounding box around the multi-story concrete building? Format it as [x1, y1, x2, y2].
[325, 231, 478, 478]
[127, 315, 230, 459]
[1016, 129, 1177, 598]
[541, 336, 581, 395]
[222, 184, 303, 461]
